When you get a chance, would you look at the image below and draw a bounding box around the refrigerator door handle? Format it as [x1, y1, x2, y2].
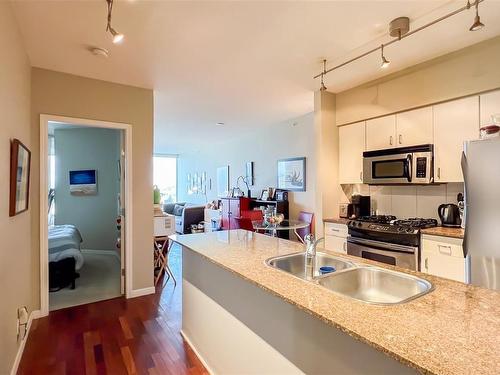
[461, 151, 468, 258]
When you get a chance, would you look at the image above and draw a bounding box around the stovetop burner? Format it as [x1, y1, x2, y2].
[393, 218, 438, 229]
[357, 215, 397, 223]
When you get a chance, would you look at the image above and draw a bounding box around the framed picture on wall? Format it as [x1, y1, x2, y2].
[9, 139, 31, 216]
[277, 157, 306, 192]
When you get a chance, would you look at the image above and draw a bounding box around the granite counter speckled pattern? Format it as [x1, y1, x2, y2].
[421, 226, 464, 239]
[171, 230, 500, 375]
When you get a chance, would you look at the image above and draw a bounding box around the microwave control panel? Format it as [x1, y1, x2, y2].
[416, 157, 427, 178]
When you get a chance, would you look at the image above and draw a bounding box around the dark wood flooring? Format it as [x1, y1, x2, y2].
[18, 244, 208, 375]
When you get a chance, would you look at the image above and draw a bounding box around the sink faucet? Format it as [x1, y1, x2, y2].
[304, 234, 324, 258]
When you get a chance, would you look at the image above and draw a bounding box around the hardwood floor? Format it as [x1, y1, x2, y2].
[18, 244, 208, 375]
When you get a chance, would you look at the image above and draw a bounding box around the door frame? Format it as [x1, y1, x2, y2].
[39, 114, 133, 316]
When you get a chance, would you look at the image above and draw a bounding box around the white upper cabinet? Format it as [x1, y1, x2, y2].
[366, 115, 396, 151]
[395, 107, 433, 147]
[480, 90, 500, 127]
[339, 121, 365, 184]
[433, 96, 480, 182]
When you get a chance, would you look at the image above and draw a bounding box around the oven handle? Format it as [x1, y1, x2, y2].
[347, 237, 417, 254]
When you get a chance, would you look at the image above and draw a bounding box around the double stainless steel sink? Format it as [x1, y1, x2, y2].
[266, 252, 432, 305]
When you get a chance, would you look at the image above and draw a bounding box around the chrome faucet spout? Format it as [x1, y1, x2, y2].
[304, 234, 324, 258]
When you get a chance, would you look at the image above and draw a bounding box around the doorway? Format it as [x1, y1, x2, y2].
[40, 115, 133, 316]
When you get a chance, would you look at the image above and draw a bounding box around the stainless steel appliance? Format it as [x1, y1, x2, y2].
[462, 137, 500, 290]
[347, 216, 437, 271]
[350, 194, 370, 218]
[438, 203, 461, 227]
[363, 144, 434, 185]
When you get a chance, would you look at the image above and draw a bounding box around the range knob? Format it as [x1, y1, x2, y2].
[397, 226, 405, 232]
[406, 228, 414, 233]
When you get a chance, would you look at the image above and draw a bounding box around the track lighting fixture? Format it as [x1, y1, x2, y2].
[320, 59, 327, 91]
[314, 0, 486, 82]
[106, 0, 124, 44]
[469, 1, 485, 31]
[380, 45, 390, 69]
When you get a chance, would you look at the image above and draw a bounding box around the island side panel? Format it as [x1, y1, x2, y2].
[181, 246, 417, 375]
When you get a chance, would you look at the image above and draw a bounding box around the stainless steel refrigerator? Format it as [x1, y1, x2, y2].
[462, 136, 500, 290]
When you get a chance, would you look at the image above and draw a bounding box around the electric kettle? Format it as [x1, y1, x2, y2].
[438, 204, 462, 227]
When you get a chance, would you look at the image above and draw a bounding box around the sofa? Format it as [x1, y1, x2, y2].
[163, 202, 205, 234]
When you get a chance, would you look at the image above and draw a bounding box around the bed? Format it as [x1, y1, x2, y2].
[48, 224, 84, 270]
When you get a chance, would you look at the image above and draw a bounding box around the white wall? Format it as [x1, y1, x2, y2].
[0, 2, 34, 373]
[177, 113, 316, 224]
[54, 127, 120, 251]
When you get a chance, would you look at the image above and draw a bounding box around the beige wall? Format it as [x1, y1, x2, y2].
[336, 36, 500, 126]
[31, 69, 154, 293]
[0, 2, 33, 373]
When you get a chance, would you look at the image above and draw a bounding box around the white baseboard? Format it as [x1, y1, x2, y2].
[82, 249, 120, 261]
[129, 286, 155, 298]
[10, 309, 41, 375]
[180, 329, 214, 375]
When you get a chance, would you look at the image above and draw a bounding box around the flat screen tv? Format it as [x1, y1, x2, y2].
[69, 169, 97, 195]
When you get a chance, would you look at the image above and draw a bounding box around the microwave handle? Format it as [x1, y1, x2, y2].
[405, 154, 412, 182]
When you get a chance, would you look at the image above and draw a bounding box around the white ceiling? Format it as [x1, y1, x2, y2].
[10, 0, 500, 153]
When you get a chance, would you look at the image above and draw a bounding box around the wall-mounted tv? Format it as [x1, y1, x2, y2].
[69, 169, 97, 195]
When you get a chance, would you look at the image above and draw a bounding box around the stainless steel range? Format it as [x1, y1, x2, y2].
[347, 216, 437, 271]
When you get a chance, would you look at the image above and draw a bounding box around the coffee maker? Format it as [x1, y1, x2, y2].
[348, 194, 371, 218]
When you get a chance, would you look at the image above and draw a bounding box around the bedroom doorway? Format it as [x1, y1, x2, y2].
[40, 115, 133, 316]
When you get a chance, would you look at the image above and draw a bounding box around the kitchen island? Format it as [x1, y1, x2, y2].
[170, 230, 500, 375]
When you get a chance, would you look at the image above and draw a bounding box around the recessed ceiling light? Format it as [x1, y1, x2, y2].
[216, 122, 225, 126]
[89, 47, 109, 58]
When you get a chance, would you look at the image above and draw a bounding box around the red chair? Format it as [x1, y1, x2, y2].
[234, 217, 256, 231]
[235, 210, 264, 232]
[241, 210, 263, 221]
[296, 211, 315, 242]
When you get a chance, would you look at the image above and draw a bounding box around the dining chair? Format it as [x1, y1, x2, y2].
[234, 217, 256, 231]
[296, 211, 315, 242]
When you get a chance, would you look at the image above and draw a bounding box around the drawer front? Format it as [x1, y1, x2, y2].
[325, 235, 347, 254]
[324, 223, 348, 237]
[154, 216, 175, 236]
[421, 235, 463, 258]
[421, 251, 466, 282]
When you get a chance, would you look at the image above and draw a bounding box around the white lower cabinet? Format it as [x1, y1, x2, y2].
[421, 234, 466, 282]
[324, 222, 348, 254]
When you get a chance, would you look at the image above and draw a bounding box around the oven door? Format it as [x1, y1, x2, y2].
[363, 153, 412, 184]
[347, 237, 418, 271]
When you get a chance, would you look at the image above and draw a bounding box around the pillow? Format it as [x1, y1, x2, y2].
[173, 204, 184, 216]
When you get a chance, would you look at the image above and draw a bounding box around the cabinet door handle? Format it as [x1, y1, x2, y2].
[438, 245, 452, 255]
[359, 171, 363, 181]
[330, 228, 340, 232]
[424, 258, 428, 270]
[343, 242, 347, 252]
[389, 136, 393, 146]
[437, 167, 441, 179]
[398, 134, 402, 144]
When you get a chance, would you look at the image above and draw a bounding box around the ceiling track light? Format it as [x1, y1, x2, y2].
[106, 0, 124, 44]
[320, 59, 327, 91]
[380, 45, 390, 69]
[314, 0, 485, 82]
[469, 0, 485, 31]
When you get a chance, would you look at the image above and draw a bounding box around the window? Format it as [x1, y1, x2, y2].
[153, 155, 177, 203]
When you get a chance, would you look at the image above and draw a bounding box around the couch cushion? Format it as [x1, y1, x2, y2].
[173, 204, 184, 216]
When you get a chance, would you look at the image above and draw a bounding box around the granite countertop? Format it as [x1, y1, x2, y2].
[323, 217, 350, 224]
[170, 230, 500, 375]
[421, 226, 464, 239]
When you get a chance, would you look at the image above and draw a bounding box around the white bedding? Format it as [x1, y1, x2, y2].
[49, 248, 85, 271]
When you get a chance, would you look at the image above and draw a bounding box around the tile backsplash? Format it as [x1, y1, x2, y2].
[341, 183, 464, 220]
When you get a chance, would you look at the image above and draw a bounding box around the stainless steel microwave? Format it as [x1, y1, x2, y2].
[363, 144, 434, 185]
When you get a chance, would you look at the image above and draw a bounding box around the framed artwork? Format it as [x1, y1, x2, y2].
[260, 189, 269, 201]
[246, 161, 254, 186]
[277, 157, 306, 192]
[9, 139, 31, 216]
[217, 166, 230, 197]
